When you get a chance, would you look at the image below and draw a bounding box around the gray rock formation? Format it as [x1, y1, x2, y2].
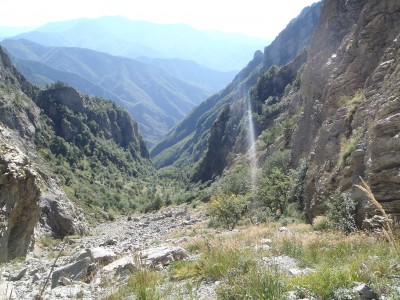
[292, 0, 400, 221]
[0, 144, 41, 262]
[0, 46, 88, 261]
[140, 246, 189, 269]
[51, 257, 92, 289]
[38, 191, 87, 238]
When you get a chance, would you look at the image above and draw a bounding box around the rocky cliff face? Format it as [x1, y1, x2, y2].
[154, 0, 400, 223]
[0, 48, 88, 261]
[0, 137, 41, 262]
[36, 85, 149, 159]
[292, 0, 400, 221]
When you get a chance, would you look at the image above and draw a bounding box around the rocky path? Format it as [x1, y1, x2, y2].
[0, 207, 206, 300]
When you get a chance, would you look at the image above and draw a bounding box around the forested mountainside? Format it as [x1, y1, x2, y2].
[10, 16, 267, 72]
[1, 39, 232, 146]
[154, 0, 400, 223]
[0, 46, 153, 262]
[151, 2, 322, 168]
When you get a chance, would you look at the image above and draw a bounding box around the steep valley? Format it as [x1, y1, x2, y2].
[1, 0, 400, 299]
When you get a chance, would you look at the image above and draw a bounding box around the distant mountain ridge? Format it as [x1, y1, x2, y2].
[136, 57, 237, 92]
[10, 16, 268, 72]
[1, 39, 235, 146]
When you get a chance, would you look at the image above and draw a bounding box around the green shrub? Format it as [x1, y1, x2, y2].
[209, 194, 249, 230]
[106, 269, 161, 300]
[262, 150, 291, 176]
[312, 216, 330, 231]
[327, 189, 356, 233]
[257, 167, 294, 216]
[214, 165, 251, 195]
[143, 196, 162, 213]
[339, 91, 366, 118]
[217, 268, 286, 300]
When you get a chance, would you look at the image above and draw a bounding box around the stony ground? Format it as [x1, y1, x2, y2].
[0, 206, 382, 300]
[0, 206, 216, 300]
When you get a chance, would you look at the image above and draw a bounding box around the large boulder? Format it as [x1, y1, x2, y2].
[38, 191, 87, 238]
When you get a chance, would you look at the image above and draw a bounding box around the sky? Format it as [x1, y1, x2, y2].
[0, 0, 318, 40]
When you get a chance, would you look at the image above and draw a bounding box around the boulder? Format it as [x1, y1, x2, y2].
[354, 283, 379, 300]
[7, 267, 27, 281]
[103, 256, 137, 275]
[362, 215, 387, 231]
[89, 247, 116, 265]
[140, 246, 189, 268]
[51, 258, 91, 289]
[39, 190, 87, 238]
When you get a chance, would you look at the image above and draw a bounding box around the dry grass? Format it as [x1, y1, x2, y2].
[355, 177, 398, 253]
[171, 220, 400, 298]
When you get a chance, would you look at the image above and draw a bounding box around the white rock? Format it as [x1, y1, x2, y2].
[103, 255, 137, 275]
[0, 282, 16, 300]
[140, 246, 189, 268]
[89, 247, 116, 264]
[260, 238, 272, 245]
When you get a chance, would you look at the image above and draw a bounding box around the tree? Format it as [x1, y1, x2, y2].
[258, 167, 294, 216]
[209, 194, 249, 230]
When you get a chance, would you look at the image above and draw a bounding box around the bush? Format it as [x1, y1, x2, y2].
[217, 268, 286, 300]
[214, 165, 251, 195]
[262, 150, 291, 176]
[257, 167, 294, 216]
[209, 194, 249, 230]
[327, 190, 356, 233]
[312, 216, 330, 231]
[143, 196, 162, 213]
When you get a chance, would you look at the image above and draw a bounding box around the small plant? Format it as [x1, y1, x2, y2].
[106, 260, 161, 300]
[333, 288, 359, 300]
[312, 215, 330, 231]
[339, 127, 364, 166]
[216, 268, 286, 300]
[128, 269, 161, 300]
[209, 194, 249, 230]
[338, 91, 365, 118]
[347, 91, 366, 118]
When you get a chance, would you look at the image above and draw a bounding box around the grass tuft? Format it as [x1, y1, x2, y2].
[355, 177, 399, 253]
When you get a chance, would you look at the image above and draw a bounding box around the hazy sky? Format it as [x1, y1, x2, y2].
[0, 0, 318, 40]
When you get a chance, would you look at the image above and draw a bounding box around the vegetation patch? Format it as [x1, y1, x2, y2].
[339, 127, 364, 166]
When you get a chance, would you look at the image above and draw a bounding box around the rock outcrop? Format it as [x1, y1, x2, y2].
[37, 85, 149, 158]
[0, 142, 41, 262]
[0, 47, 89, 261]
[292, 0, 400, 221]
[153, 0, 400, 223]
